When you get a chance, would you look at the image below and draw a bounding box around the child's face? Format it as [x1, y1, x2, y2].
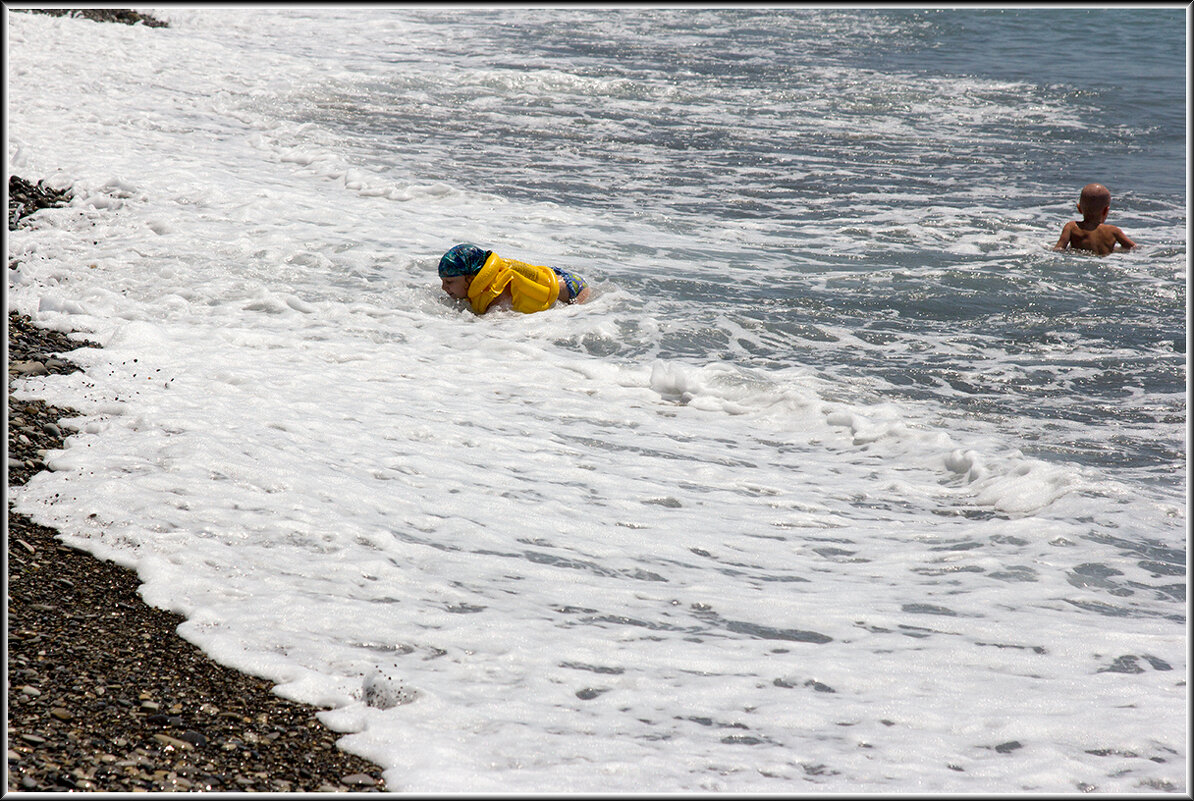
[441, 274, 472, 300]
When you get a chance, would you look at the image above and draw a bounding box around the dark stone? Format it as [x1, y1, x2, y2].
[13, 8, 168, 27]
[8, 175, 73, 231]
[145, 714, 184, 727]
[178, 730, 207, 748]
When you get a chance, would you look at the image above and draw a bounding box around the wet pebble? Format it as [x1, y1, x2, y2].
[10, 360, 49, 376]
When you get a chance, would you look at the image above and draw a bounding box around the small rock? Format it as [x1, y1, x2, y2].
[10, 360, 49, 376]
[145, 713, 184, 727]
[178, 730, 207, 748]
[20, 685, 41, 697]
[50, 707, 73, 721]
[153, 734, 193, 751]
[342, 773, 376, 787]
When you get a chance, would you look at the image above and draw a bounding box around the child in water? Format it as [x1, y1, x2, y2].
[438, 243, 591, 314]
[1053, 183, 1137, 256]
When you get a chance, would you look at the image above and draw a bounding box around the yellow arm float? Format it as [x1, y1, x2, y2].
[468, 252, 561, 314]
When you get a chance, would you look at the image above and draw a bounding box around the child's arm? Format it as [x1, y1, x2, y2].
[1053, 221, 1076, 250]
[1111, 226, 1137, 251]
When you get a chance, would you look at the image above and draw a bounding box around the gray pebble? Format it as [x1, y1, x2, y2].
[11, 360, 49, 376]
[152, 734, 193, 751]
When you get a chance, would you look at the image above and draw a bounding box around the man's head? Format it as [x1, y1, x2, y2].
[1078, 183, 1112, 221]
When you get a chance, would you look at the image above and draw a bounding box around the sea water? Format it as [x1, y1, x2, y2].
[6, 6, 1187, 793]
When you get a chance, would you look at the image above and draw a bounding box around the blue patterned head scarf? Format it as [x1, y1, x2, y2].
[438, 244, 489, 278]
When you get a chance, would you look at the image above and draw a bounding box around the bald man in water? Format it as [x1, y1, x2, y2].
[1053, 183, 1137, 256]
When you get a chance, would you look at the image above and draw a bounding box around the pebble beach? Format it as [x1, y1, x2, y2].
[7, 9, 387, 793]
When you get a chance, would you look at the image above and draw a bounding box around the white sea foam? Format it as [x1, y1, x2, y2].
[7, 8, 1186, 793]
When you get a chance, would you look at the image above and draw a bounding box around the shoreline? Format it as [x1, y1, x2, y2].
[7, 313, 388, 792]
[7, 13, 393, 786]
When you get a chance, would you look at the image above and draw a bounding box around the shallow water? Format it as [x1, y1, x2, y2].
[7, 7, 1186, 793]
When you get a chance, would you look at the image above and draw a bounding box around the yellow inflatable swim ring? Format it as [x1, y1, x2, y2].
[468, 252, 561, 315]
